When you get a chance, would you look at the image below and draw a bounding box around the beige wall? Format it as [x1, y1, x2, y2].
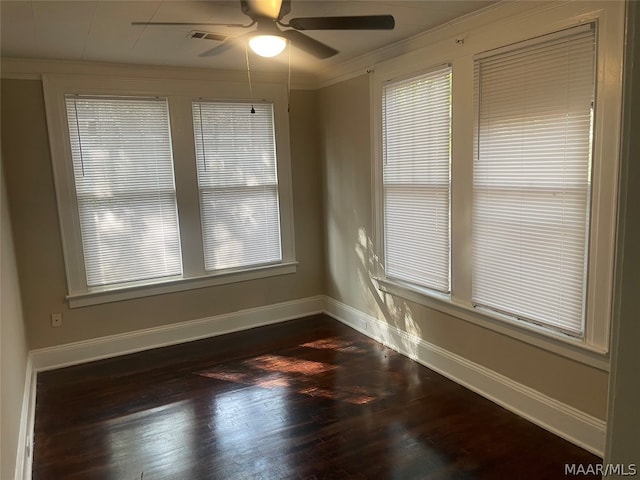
[1, 165, 30, 480]
[605, 1, 640, 466]
[319, 74, 609, 420]
[1, 80, 324, 349]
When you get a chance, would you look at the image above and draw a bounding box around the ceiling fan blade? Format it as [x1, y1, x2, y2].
[199, 32, 253, 57]
[199, 42, 234, 58]
[132, 21, 252, 28]
[281, 29, 338, 59]
[289, 15, 395, 31]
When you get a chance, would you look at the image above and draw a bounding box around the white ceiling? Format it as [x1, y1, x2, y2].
[0, 1, 496, 74]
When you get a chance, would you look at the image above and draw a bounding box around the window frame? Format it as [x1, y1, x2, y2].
[371, 3, 625, 369]
[43, 75, 296, 308]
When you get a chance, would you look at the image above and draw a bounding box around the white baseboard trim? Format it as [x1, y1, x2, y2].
[30, 295, 325, 372]
[15, 356, 36, 480]
[324, 297, 606, 457]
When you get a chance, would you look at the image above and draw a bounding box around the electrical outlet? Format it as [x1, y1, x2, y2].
[51, 313, 62, 328]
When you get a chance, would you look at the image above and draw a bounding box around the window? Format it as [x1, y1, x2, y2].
[373, 9, 623, 360]
[43, 76, 296, 307]
[65, 95, 182, 286]
[192, 101, 282, 271]
[382, 66, 452, 293]
[472, 25, 596, 336]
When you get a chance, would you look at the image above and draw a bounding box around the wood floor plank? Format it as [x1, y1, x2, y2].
[33, 314, 600, 479]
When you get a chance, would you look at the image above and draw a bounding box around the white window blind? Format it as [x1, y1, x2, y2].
[472, 24, 596, 335]
[192, 101, 282, 271]
[65, 96, 182, 287]
[382, 66, 452, 293]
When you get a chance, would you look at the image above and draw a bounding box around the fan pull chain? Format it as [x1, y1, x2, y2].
[197, 104, 208, 171]
[72, 97, 86, 176]
[245, 44, 255, 114]
[287, 41, 291, 113]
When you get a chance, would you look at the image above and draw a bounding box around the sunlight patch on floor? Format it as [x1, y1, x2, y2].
[248, 354, 337, 375]
[194, 353, 383, 405]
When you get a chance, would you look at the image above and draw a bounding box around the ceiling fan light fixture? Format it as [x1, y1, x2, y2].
[249, 34, 287, 57]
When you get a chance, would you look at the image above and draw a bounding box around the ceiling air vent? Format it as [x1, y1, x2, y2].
[189, 31, 228, 42]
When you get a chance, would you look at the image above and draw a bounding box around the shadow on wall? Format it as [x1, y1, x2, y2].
[354, 226, 423, 359]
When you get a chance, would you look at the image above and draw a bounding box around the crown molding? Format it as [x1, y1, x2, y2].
[315, 0, 563, 89]
[0, 57, 319, 90]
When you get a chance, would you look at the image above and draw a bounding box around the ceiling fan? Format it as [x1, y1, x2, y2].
[132, 0, 395, 59]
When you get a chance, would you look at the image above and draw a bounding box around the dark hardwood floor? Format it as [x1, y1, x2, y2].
[33, 314, 600, 479]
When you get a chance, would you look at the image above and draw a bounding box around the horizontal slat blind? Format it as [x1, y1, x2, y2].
[192, 101, 282, 271]
[65, 96, 182, 287]
[383, 65, 452, 292]
[472, 25, 596, 335]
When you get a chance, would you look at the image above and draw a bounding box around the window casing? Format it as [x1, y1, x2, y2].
[43, 76, 296, 307]
[372, 3, 624, 364]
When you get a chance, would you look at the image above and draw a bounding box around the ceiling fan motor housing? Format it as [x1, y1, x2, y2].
[133, 0, 394, 60]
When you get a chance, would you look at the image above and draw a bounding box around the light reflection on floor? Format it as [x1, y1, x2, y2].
[387, 421, 451, 479]
[107, 400, 195, 479]
[211, 386, 292, 478]
[299, 385, 376, 404]
[301, 337, 367, 353]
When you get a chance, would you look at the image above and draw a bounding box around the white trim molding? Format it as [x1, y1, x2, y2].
[67, 262, 298, 309]
[375, 278, 610, 371]
[324, 297, 607, 457]
[15, 357, 36, 480]
[0, 57, 319, 90]
[30, 295, 325, 372]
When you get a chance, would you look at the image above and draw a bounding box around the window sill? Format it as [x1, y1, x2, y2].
[373, 277, 610, 371]
[67, 262, 298, 308]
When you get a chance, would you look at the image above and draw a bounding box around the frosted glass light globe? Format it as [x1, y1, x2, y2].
[249, 35, 287, 57]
